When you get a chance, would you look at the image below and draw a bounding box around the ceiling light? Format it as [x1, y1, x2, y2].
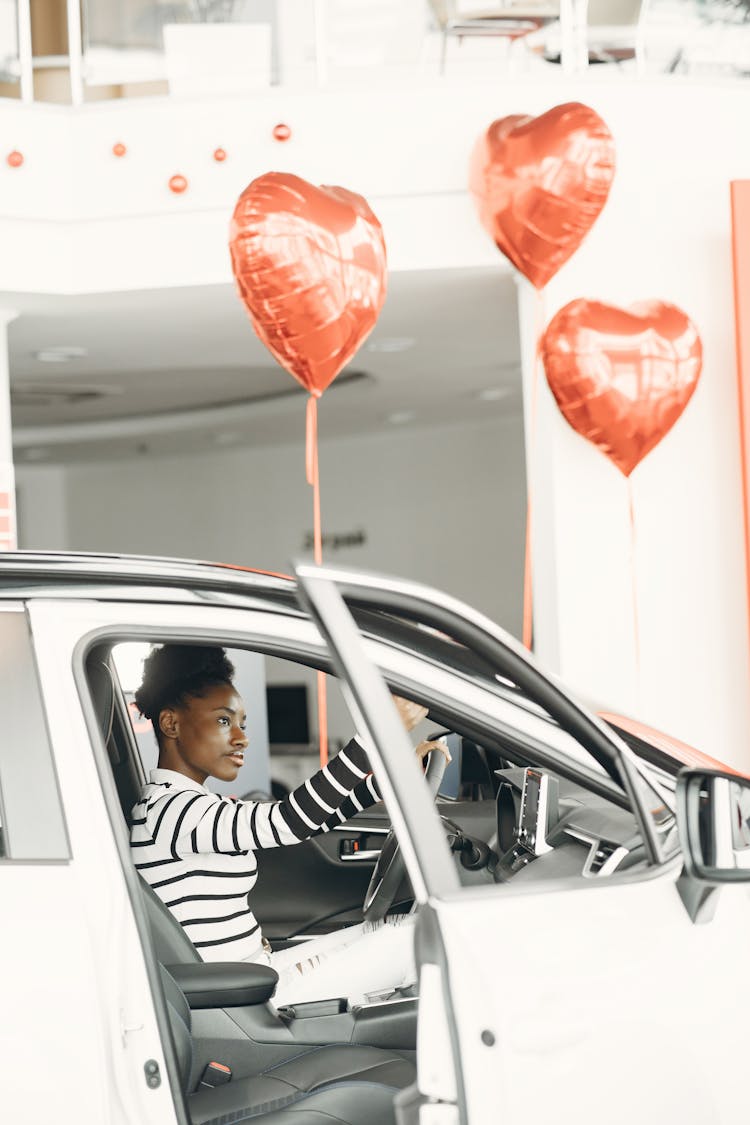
[476, 386, 511, 402]
[387, 410, 416, 425]
[34, 346, 88, 363]
[366, 337, 415, 354]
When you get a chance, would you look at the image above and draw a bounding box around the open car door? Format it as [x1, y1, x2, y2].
[294, 561, 750, 1125]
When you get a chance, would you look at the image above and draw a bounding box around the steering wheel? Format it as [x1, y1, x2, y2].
[362, 748, 448, 923]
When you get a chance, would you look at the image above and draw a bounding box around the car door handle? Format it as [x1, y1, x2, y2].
[335, 825, 388, 862]
[337, 833, 384, 861]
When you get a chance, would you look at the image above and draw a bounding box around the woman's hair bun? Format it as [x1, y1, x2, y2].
[134, 644, 235, 721]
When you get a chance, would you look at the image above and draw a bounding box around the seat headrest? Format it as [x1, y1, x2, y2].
[88, 659, 116, 749]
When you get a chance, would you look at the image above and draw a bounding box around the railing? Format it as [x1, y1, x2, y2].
[0, 0, 747, 107]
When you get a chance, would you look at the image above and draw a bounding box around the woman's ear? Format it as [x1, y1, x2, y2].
[159, 707, 179, 741]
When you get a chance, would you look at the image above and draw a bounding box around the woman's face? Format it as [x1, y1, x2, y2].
[158, 682, 249, 785]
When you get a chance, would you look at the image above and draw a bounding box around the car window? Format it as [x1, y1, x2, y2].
[103, 623, 660, 917]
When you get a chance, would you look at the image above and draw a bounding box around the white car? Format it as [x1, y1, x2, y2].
[2, 551, 749, 1125]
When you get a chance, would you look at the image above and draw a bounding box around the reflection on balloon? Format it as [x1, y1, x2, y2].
[469, 102, 615, 289]
[228, 172, 387, 396]
[541, 299, 703, 476]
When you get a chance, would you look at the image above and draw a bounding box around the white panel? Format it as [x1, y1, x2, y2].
[436, 872, 750, 1125]
[163, 23, 272, 95]
[417, 962, 458, 1102]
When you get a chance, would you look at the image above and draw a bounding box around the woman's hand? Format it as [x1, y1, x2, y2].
[392, 694, 429, 733]
[415, 739, 452, 766]
[390, 695, 451, 766]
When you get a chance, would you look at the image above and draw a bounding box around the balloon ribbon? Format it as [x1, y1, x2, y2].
[522, 288, 545, 651]
[628, 477, 641, 688]
[306, 395, 329, 766]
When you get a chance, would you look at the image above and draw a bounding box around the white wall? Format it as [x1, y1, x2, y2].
[16, 465, 68, 550]
[62, 415, 524, 624]
[59, 415, 526, 745]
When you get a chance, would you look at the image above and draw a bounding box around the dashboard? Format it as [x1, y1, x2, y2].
[438, 763, 646, 888]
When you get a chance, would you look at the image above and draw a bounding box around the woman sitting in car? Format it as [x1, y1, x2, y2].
[130, 643, 446, 1007]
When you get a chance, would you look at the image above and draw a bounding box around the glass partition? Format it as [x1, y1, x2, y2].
[0, 0, 21, 99]
[81, 0, 280, 90]
[6, 0, 750, 105]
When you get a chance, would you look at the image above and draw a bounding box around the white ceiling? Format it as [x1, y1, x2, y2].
[8, 266, 522, 463]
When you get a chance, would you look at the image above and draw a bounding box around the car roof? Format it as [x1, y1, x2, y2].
[0, 549, 533, 723]
[0, 551, 298, 606]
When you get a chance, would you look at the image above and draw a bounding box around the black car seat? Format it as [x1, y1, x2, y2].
[88, 655, 143, 821]
[162, 967, 410, 1125]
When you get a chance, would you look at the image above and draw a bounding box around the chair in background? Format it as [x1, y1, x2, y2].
[429, 0, 562, 72]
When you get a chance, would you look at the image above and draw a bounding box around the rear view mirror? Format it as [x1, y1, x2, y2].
[677, 768, 750, 883]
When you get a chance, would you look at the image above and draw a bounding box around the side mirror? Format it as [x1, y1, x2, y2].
[677, 768, 750, 883]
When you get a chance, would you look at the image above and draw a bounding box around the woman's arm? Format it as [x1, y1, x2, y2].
[306, 736, 453, 836]
[160, 699, 448, 856]
[148, 738, 377, 857]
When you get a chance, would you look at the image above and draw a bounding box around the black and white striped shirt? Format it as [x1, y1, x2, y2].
[130, 741, 380, 963]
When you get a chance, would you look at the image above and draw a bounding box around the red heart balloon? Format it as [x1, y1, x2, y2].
[541, 299, 703, 476]
[229, 172, 387, 396]
[469, 102, 615, 289]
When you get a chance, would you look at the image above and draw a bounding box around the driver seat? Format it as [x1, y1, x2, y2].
[137, 805, 417, 1093]
[162, 967, 410, 1125]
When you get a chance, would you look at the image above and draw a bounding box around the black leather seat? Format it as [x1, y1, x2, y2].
[162, 968, 410, 1125]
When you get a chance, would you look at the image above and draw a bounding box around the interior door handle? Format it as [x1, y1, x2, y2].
[338, 834, 383, 861]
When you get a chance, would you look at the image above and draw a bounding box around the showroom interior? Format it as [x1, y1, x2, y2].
[2, 0, 750, 775]
[6, 5, 750, 1125]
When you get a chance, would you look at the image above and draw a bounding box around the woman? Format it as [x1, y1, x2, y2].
[130, 643, 447, 1006]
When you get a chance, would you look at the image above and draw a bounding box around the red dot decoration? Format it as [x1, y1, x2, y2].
[169, 174, 188, 194]
[272, 123, 291, 143]
[112, 142, 127, 158]
[7, 150, 23, 168]
[213, 147, 227, 163]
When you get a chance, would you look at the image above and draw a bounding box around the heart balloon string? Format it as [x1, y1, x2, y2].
[305, 396, 323, 565]
[468, 103, 615, 652]
[229, 171, 388, 771]
[627, 477, 642, 699]
[522, 286, 546, 651]
[540, 299, 703, 704]
[305, 395, 329, 766]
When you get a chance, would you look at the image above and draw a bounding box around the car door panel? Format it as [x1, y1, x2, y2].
[24, 600, 180, 1125]
[430, 867, 750, 1125]
[252, 812, 388, 938]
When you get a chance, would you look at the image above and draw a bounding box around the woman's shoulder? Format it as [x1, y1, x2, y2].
[133, 779, 221, 816]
